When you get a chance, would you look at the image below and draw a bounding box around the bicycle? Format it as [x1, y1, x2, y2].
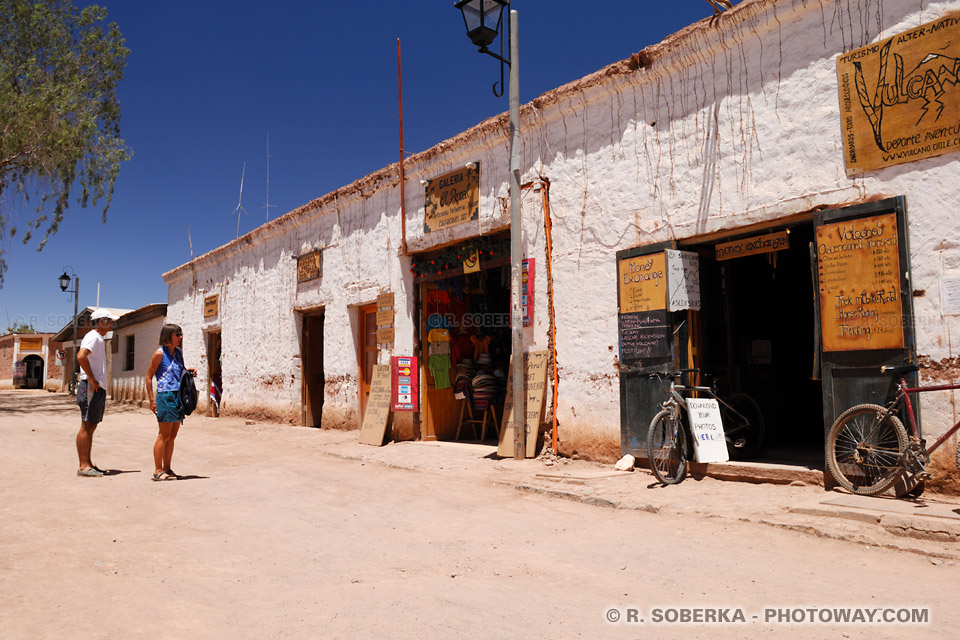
[827, 363, 960, 497]
[68, 371, 78, 396]
[646, 369, 765, 485]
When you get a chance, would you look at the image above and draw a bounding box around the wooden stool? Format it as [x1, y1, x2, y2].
[456, 402, 499, 441]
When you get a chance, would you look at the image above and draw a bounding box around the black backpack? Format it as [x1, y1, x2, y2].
[175, 348, 198, 416]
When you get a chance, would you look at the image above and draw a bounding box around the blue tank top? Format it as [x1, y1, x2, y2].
[155, 347, 184, 393]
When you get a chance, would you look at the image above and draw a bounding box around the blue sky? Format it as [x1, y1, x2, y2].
[1, 0, 730, 332]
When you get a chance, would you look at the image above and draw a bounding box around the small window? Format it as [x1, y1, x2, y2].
[124, 335, 135, 371]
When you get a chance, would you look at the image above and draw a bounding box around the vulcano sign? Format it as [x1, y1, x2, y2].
[837, 11, 960, 175]
[423, 162, 480, 233]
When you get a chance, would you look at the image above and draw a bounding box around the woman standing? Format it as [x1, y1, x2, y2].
[145, 324, 196, 481]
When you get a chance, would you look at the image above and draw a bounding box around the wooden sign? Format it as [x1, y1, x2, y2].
[376, 308, 394, 325]
[423, 162, 480, 233]
[686, 398, 729, 463]
[816, 213, 903, 351]
[715, 231, 789, 261]
[377, 292, 394, 308]
[203, 294, 219, 318]
[376, 327, 395, 344]
[297, 249, 323, 283]
[666, 249, 700, 311]
[359, 364, 392, 446]
[837, 12, 960, 175]
[18, 337, 42, 352]
[376, 291, 394, 346]
[619, 310, 670, 361]
[498, 351, 549, 458]
[618, 252, 666, 314]
[391, 356, 419, 411]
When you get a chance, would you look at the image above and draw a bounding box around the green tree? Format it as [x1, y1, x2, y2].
[0, 0, 131, 285]
[6, 321, 35, 334]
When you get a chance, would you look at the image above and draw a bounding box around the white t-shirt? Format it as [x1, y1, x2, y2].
[78, 331, 107, 386]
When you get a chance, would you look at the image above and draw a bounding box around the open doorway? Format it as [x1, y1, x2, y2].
[23, 355, 44, 389]
[690, 222, 824, 464]
[301, 310, 325, 427]
[206, 330, 222, 417]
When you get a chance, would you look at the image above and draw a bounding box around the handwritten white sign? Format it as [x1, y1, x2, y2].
[666, 249, 701, 311]
[686, 398, 728, 463]
[941, 275, 960, 316]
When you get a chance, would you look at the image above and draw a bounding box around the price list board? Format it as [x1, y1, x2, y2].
[816, 213, 903, 351]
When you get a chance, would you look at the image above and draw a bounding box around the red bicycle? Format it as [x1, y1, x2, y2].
[826, 363, 960, 497]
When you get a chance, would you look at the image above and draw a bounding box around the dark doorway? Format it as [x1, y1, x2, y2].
[206, 331, 222, 417]
[23, 355, 44, 389]
[301, 311, 325, 427]
[693, 223, 824, 463]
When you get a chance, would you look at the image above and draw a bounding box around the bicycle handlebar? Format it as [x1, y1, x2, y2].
[880, 363, 919, 375]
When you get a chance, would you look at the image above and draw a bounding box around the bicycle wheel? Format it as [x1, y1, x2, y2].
[647, 408, 688, 485]
[721, 392, 765, 459]
[827, 403, 907, 495]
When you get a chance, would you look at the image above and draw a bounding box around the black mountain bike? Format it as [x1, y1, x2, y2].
[647, 369, 765, 485]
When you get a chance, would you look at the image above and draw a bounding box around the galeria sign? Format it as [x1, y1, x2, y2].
[423, 162, 480, 233]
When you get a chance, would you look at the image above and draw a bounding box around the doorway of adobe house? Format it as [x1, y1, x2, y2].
[300, 310, 325, 427]
[687, 221, 824, 466]
[358, 303, 378, 421]
[206, 330, 222, 417]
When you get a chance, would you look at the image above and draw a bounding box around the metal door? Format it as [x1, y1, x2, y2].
[813, 197, 918, 473]
[616, 241, 685, 457]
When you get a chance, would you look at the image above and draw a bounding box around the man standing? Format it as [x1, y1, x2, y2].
[75, 308, 119, 477]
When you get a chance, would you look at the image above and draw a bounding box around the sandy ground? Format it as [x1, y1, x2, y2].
[1, 389, 958, 639]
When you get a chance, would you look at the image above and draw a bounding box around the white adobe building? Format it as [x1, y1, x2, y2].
[164, 0, 960, 482]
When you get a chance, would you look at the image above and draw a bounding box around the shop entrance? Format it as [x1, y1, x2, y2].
[688, 222, 823, 464]
[300, 310, 325, 427]
[415, 232, 512, 441]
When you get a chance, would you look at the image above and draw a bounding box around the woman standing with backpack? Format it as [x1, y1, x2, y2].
[145, 324, 197, 481]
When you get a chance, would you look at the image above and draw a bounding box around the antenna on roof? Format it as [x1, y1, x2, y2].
[264, 133, 277, 222]
[232, 162, 248, 239]
[186, 225, 194, 259]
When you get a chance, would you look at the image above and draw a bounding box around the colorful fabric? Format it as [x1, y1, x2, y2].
[428, 354, 452, 389]
[428, 328, 451, 343]
[428, 341, 451, 356]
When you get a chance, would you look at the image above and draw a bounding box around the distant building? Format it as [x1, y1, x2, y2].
[0, 332, 63, 390]
[110, 304, 167, 403]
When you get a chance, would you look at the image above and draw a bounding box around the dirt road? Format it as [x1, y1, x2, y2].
[1, 390, 956, 638]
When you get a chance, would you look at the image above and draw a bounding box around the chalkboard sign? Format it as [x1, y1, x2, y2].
[619, 310, 670, 361]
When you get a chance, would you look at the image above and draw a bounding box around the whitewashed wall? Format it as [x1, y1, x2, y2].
[165, 0, 960, 457]
[111, 316, 165, 403]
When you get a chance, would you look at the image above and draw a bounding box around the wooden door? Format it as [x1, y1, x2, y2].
[301, 312, 325, 427]
[358, 304, 378, 420]
[813, 197, 918, 475]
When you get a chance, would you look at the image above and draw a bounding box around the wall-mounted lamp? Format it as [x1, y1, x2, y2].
[465, 162, 477, 170]
[420, 179, 429, 186]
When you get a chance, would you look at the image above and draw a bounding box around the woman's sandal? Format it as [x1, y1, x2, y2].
[163, 469, 181, 479]
[152, 471, 176, 481]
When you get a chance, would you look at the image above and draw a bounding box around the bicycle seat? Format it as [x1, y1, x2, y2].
[880, 363, 919, 375]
